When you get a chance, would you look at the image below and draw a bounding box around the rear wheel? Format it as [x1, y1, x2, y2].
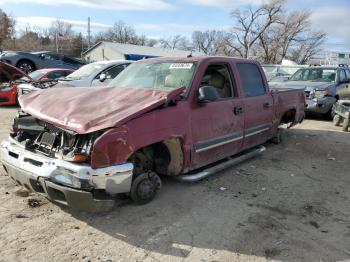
[342, 118, 349, 132]
[130, 172, 162, 205]
[323, 109, 333, 120]
[17, 60, 35, 73]
[333, 115, 342, 126]
[271, 128, 284, 144]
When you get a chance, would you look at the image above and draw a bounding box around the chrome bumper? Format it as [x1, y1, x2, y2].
[0, 137, 134, 212]
[305, 97, 336, 114]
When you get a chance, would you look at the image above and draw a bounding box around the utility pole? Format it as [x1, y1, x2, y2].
[55, 31, 59, 53]
[87, 17, 91, 50]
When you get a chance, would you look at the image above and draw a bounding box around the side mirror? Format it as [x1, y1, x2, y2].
[99, 73, 107, 82]
[198, 86, 220, 103]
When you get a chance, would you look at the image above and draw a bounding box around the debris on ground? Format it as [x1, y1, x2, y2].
[327, 154, 336, 160]
[309, 221, 320, 228]
[264, 248, 281, 258]
[15, 189, 30, 198]
[27, 198, 42, 208]
[219, 187, 226, 191]
[15, 214, 28, 218]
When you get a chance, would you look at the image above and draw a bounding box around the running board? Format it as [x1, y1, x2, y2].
[176, 146, 266, 182]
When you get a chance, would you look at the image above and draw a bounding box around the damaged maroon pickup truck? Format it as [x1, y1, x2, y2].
[0, 57, 305, 212]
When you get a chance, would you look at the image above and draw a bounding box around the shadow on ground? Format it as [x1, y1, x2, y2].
[64, 128, 350, 261]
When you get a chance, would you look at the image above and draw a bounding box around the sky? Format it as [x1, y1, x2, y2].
[0, 0, 349, 52]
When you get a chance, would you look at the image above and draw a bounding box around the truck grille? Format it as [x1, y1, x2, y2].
[304, 91, 310, 98]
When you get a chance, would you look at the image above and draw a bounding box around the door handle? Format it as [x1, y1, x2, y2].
[263, 102, 272, 109]
[233, 107, 243, 115]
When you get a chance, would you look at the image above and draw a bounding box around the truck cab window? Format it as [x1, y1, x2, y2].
[200, 64, 234, 99]
[339, 70, 347, 83]
[237, 63, 265, 97]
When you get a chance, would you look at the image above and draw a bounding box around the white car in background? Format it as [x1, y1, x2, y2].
[19, 60, 133, 95]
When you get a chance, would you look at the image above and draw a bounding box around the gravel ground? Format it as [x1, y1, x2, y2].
[0, 106, 350, 262]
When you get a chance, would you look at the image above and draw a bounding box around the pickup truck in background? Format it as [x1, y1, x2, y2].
[278, 65, 350, 118]
[0, 56, 305, 212]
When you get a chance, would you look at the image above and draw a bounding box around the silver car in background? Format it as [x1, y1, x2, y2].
[18, 60, 132, 95]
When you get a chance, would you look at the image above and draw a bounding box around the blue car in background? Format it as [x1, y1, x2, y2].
[0, 51, 85, 73]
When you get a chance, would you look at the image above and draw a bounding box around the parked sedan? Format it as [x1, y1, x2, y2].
[0, 51, 85, 73]
[18, 60, 132, 95]
[0, 62, 74, 106]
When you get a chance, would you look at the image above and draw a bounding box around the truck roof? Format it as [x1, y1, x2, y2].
[138, 56, 259, 64]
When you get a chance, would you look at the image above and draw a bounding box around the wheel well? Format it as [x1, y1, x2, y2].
[128, 138, 184, 176]
[281, 109, 296, 125]
[16, 59, 35, 69]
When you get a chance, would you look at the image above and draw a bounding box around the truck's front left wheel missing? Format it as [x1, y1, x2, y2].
[130, 172, 162, 204]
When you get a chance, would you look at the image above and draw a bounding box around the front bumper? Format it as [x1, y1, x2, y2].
[305, 97, 336, 115]
[0, 137, 134, 212]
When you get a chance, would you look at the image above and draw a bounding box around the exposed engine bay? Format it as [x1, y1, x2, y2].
[11, 111, 100, 163]
[31, 79, 59, 89]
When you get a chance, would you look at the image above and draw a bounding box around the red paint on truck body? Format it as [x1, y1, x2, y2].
[18, 56, 305, 173]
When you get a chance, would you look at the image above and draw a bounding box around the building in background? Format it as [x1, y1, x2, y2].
[83, 41, 203, 62]
[309, 51, 350, 65]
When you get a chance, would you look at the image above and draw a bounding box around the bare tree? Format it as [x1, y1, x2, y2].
[290, 31, 326, 64]
[258, 11, 310, 63]
[158, 35, 190, 50]
[0, 9, 15, 48]
[228, 0, 283, 58]
[105, 21, 137, 44]
[49, 19, 73, 38]
[192, 30, 226, 55]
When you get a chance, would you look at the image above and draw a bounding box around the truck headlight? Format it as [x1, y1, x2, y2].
[314, 90, 327, 98]
[50, 167, 91, 189]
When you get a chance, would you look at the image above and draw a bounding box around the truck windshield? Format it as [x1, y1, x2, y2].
[290, 68, 336, 82]
[108, 61, 197, 91]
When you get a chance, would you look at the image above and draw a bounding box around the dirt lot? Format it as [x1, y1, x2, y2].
[0, 106, 350, 262]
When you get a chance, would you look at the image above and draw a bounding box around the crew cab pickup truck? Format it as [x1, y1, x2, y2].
[0, 56, 305, 212]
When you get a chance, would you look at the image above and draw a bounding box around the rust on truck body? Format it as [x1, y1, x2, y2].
[18, 56, 305, 171]
[1, 56, 306, 211]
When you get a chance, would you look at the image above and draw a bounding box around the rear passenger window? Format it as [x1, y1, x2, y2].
[237, 63, 265, 97]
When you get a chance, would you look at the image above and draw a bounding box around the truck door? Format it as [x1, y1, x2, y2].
[336, 69, 350, 99]
[190, 63, 244, 169]
[235, 62, 273, 149]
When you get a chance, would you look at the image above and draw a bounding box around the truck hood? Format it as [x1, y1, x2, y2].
[280, 81, 331, 91]
[18, 87, 184, 134]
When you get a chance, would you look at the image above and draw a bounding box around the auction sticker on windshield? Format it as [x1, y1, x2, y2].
[169, 63, 193, 69]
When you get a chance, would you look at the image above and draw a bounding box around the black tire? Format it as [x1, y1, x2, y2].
[323, 109, 333, 120]
[130, 172, 161, 205]
[17, 60, 35, 73]
[333, 115, 341, 126]
[271, 128, 284, 144]
[342, 118, 349, 132]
